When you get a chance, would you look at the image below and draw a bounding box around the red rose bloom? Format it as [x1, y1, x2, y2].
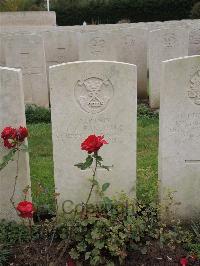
[1, 127, 17, 149]
[66, 257, 76, 266]
[16, 126, 28, 142]
[180, 258, 188, 266]
[1, 126, 16, 140]
[16, 201, 36, 219]
[81, 135, 108, 153]
[3, 139, 16, 149]
[1, 126, 28, 149]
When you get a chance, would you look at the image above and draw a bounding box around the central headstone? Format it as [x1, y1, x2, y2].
[159, 55, 200, 220]
[49, 61, 137, 210]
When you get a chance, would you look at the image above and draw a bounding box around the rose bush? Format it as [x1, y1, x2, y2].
[75, 134, 111, 205]
[0, 125, 29, 214]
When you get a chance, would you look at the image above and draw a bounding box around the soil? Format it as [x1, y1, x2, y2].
[8, 241, 200, 266]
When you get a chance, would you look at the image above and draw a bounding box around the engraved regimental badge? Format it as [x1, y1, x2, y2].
[74, 77, 114, 114]
[89, 37, 105, 55]
[188, 70, 200, 105]
[163, 33, 177, 48]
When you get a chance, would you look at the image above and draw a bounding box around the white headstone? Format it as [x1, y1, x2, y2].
[41, 30, 78, 66]
[5, 33, 49, 107]
[149, 27, 189, 108]
[159, 55, 200, 220]
[0, 67, 31, 221]
[49, 61, 137, 210]
[189, 26, 200, 56]
[78, 31, 118, 61]
[0, 11, 56, 26]
[115, 27, 148, 98]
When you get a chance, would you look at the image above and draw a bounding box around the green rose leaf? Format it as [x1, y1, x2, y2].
[0, 148, 17, 171]
[74, 155, 93, 170]
[85, 251, 91, 260]
[102, 182, 110, 192]
[100, 165, 111, 171]
[95, 154, 103, 162]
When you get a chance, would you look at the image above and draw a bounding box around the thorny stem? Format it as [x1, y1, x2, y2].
[85, 153, 98, 206]
[28, 218, 32, 241]
[10, 144, 20, 212]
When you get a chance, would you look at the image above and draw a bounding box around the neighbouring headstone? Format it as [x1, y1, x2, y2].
[49, 61, 137, 211]
[115, 27, 148, 98]
[0, 11, 56, 26]
[149, 27, 189, 108]
[159, 55, 200, 221]
[41, 30, 78, 66]
[78, 31, 118, 60]
[5, 33, 49, 107]
[0, 34, 6, 66]
[0, 67, 31, 221]
[189, 26, 200, 56]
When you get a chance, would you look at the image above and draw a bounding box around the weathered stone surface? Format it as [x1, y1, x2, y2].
[149, 27, 189, 108]
[189, 25, 200, 56]
[0, 11, 56, 26]
[41, 30, 78, 66]
[5, 33, 49, 107]
[49, 61, 137, 211]
[0, 67, 31, 221]
[78, 31, 118, 60]
[115, 27, 148, 98]
[159, 55, 200, 221]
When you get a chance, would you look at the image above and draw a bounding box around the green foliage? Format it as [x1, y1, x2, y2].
[0, 0, 43, 11]
[191, 1, 200, 18]
[0, 220, 39, 245]
[51, 0, 199, 26]
[25, 104, 51, 124]
[137, 103, 159, 120]
[59, 195, 191, 265]
[0, 245, 10, 266]
[187, 218, 200, 257]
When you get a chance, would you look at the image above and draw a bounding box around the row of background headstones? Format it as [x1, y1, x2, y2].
[0, 18, 200, 108]
[1, 55, 200, 222]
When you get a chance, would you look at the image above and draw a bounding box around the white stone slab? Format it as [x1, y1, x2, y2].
[149, 27, 189, 108]
[159, 55, 200, 221]
[0, 67, 31, 221]
[78, 31, 118, 61]
[115, 27, 148, 98]
[189, 26, 200, 56]
[41, 30, 78, 66]
[5, 33, 49, 107]
[0, 11, 56, 26]
[49, 60, 137, 211]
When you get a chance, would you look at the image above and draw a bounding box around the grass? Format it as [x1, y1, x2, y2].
[137, 117, 159, 203]
[28, 112, 159, 211]
[28, 123, 55, 211]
